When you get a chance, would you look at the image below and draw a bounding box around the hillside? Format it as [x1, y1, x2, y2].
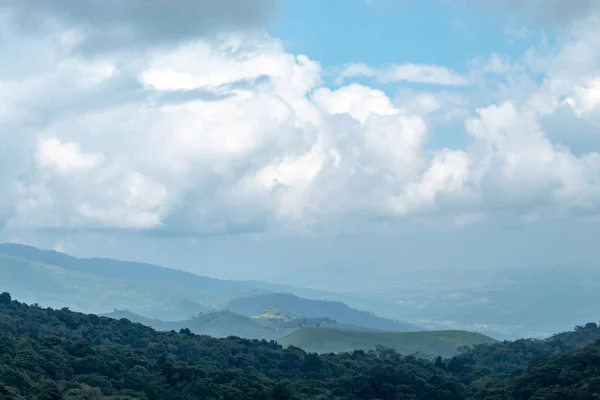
[0, 252, 219, 320]
[0, 243, 416, 332]
[0, 293, 469, 400]
[227, 292, 420, 332]
[102, 309, 338, 340]
[2, 293, 600, 399]
[279, 327, 497, 357]
[446, 322, 600, 391]
[0, 244, 259, 318]
[0, 242, 256, 298]
[479, 339, 600, 399]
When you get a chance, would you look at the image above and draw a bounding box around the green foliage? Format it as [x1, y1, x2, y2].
[280, 326, 496, 357]
[478, 340, 600, 399]
[0, 293, 467, 399]
[1, 293, 600, 400]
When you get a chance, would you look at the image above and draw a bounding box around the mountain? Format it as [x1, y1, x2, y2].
[103, 309, 352, 340]
[279, 326, 496, 357]
[0, 243, 417, 331]
[2, 293, 600, 400]
[105, 309, 284, 339]
[141, 299, 211, 321]
[226, 292, 421, 331]
[0, 250, 223, 320]
[0, 242, 251, 294]
[0, 294, 468, 400]
[277, 263, 600, 340]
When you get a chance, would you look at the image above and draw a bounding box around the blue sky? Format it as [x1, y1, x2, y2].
[270, 0, 544, 152]
[1, 0, 600, 282]
[271, 0, 537, 81]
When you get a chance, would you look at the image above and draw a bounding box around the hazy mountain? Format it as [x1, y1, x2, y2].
[226, 292, 421, 332]
[3, 293, 600, 399]
[0, 249, 230, 319]
[0, 243, 251, 295]
[0, 243, 416, 332]
[103, 309, 341, 340]
[276, 263, 600, 339]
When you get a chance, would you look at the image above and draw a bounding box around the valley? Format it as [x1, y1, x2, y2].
[0, 243, 421, 344]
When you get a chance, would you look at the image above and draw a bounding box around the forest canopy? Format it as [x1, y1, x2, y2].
[0, 293, 599, 400]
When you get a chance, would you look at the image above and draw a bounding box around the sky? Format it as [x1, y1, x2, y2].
[2, 0, 600, 281]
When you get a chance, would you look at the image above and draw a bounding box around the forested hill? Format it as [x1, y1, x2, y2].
[1, 293, 600, 399]
[0, 293, 466, 400]
[480, 340, 600, 399]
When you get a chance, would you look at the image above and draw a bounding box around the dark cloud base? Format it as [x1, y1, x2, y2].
[1, 0, 279, 53]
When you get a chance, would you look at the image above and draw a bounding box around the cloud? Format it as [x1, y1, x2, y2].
[0, 0, 278, 53]
[3, 0, 600, 238]
[465, 0, 599, 28]
[336, 62, 470, 86]
[35, 138, 105, 173]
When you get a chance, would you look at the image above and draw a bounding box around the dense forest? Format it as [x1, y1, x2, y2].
[1, 293, 599, 399]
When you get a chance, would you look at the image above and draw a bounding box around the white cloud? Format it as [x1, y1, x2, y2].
[35, 138, 105, 173]
[390, 149, 471, 215]
[381, 63, 470, 86]
[312, 84, 398, 123]
[334, 63, 376, 84]
[337, 62, 470, 86]
[563, 78, 600, 116]
[3, 1, 600, 238]
[77, 171, 168, 229]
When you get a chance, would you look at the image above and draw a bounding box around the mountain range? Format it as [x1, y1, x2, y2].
[2, 294, 600, 399]
[0, 243, 419, 337]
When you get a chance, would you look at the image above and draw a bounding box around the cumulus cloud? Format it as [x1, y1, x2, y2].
[336, 62, 470, 86]
[2, 0, 600, 237]
[35, 138, 105, 173]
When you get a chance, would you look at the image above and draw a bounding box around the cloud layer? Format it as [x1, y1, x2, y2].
[0, 0, 278, 53]
[336, 62, 470, 86]
[464, 0, 599, 27]
[2, 2, 600, 237]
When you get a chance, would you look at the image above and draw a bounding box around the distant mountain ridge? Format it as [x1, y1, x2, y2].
[102, 309, 340, 340]
[0, 243, 250, 294]
[2, 293, 600, 399]
[0, 242, 418, 334]
[227, 292, 420, 332]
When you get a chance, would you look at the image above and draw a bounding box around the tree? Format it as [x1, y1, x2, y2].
[0, 292, 11, 305]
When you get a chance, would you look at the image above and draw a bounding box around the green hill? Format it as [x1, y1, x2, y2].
[227, 292, 420, 332]
[107, 309, 288, 339]
[101, 309, 340, 340]
[2, 293, 600, 400]
[279, 326, 497, 357]
[0, 293, 471, 400]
